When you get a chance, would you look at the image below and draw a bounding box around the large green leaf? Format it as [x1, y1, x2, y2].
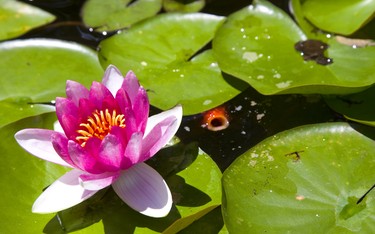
[99, 13, 243, 115]
[222, 122, 375, 233]
[0, 113, 103, 233]
[212, 0, 375, 95]
[82, 0, 162, 32]
[0, 0, 55, 40]
[302, 0, 375, 35]
[0, 38, 103, 128]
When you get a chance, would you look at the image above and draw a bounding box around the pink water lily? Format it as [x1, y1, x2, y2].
[15, 65, 182, 218]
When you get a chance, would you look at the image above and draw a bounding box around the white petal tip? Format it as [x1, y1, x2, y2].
[139, 198, 172, 218]
[31, 204, 56, 214]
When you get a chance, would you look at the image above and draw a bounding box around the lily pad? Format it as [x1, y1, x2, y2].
[163, 0, 205, 12]
[301, 0, 375, 35]
[212, 0, 375, 95]
[81, 0, 162, 32]
[0, 38, 103, 127]
[288, 0, 316, 38]
[0, 0, 55, 40]
[324, 86, 375, 127]
[99, 13, 243, 114]
[222, 122, 375, 233]
[165, 205, 225, 234]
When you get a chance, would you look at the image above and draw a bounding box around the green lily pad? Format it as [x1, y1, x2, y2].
[167, 148, 222, 217]
[302, 0, 375, 35]
[81, 0, 162, 32]
[0, 38, 103, 128]
[324, 86, 375, 127]
[99, 13, 243, 114]
[212, 0, 375, 95]
[165, 205, 225, 234]
[222, 122, 375, 233]
[0, 0, 55, 40]
[163, 205, 220, 234]
[163, 0, 205, 12]
[289, 0, 316, 37]
[0, 113, 103, 234]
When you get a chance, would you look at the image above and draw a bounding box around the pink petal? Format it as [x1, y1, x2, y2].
[66, 80, 89, 106]
[55, 97, 78, 121]
[123, 108, 137, 139]
[51, 132, 77, 167]
[79, 171, 119, 190]
[101, 95, 121, 114]
[141, 105, 183, 161]
[96, 134, 124, 171]
[123, 132, 143, 167]
[55, 97, 80, 139]
[112, 163, 172, 218]
[89, 81, 114, 109]
[102, 65, 124, 97]
[78, 98, 96, 120]
[14, 129, 72, 167]
[32, 169, 98, 213]
[115, 88, 131, 115]
[132, 87, 149, 133]
[122, 70, 141, 105]
[68, 141, 102, 174]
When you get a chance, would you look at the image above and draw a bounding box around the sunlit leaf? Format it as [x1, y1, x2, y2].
[223, 122, 375, 233]
[82, 0, 162, 32]
[164, 205, 224, 234]
[213, 0, 375, 95]
[99, 13, 243, 114]
[302, 0, 375, 35]
[0, 0, 55, 40]
[163, 0, 205, 13]
[0, 38, 103, 127]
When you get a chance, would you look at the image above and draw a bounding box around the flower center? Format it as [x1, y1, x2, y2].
[76, 109, 125, 147]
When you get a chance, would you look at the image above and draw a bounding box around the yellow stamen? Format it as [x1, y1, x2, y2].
[76, 109, 125, 147]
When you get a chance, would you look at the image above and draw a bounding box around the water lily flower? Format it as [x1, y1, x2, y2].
[15, 65, 182, 218]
